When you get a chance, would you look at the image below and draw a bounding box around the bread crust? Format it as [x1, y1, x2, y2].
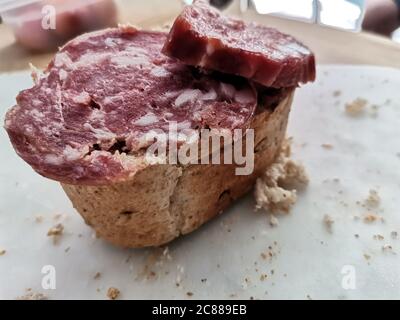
[61, 90, 294, 247]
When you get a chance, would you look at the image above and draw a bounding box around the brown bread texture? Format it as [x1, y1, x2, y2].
[61, 90, 294, 247]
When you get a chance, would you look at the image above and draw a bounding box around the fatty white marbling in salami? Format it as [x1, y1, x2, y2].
[5, 27, 259, 185]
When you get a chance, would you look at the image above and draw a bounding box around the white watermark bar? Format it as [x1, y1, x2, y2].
[142, 122, 255, 176]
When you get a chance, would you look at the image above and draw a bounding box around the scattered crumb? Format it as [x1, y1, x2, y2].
[306, 294, 312, 300]
[186, 292, 194, 297]
[364, 189, 380, 208]
[255, 139, 308, 214]
[94, 272, 101, 280]
[0, 249, 6, 256]
[354, 234, 359, 239]
[135, 246, 172, 281]
[321, 143, 333, 150]
[106, 287, 120, 300]
[260, 274, 268, 281]
[323, 214, 334, 233]
[363, 254, 371, 260]
[333, 90, 341, 97]
[382, 244, 393, 252]
[391, 231, 398, 240]
[373, 234, 384, 241]
[35, 215, 44, 223]
[16, 289, 48, 300]
[261, 252, 267, 260]
[370, 104, 379, 117]
[201, 278, 207, 283]
[269, 214, 279, 227]
[53, 213, 62, 221]
[47, 223, 64, 244]
[64, 246, 71, 253]
[345, 98, 367, 116]
[363, 213, 381, 223]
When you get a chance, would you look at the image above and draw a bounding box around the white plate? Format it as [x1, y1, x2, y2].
[0, 65, 399, 300]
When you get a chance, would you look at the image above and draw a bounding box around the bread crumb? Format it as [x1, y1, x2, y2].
[323, 215, 334, 233]
[269, 214, 279, 227]
[345, 98, 367, 116]
[373, 234, 384, 241]
[35, 215, 44, 223]
[135, 246, 172, 281]
[391, 231, 398, 239]
[47, 223, 64, 244]
[0, 249, 6, 256]
[363, 254, 371, 260]
[260, 274, 268, 281]
[321, 144, 333, 150]
[106, 287, 120, 300]
[333, 90, 341, 97]
[254, 140, 308, 214]
[53, 213, 62, 221]
[363, 213, 380, 223]
[364, 189, 380, 208]
[186, 292, 193, 297]
[94, 272, 101, 280]
[16, 289, 48, 300]
[382, 244, 393, 252]
[370, 104, 379, 118]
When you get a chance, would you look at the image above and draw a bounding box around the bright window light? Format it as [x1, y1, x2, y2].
[252, 0, 315, 20]
[319, 0, 363, 30]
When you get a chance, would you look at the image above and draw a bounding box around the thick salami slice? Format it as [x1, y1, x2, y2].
[162, 0, 315, 88]
[5, 27, 257, 185]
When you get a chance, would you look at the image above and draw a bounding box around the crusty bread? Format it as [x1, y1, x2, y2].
[61, 90, 294, 248]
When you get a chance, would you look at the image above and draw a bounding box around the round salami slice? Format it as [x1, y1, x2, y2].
[162, 0, 316, 88]
[4, 27, 257, 185]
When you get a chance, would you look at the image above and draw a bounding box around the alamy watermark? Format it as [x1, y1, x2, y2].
[341, 265, 356, 290]
[140, 122, 255, 175]
[41, 5, 56, 30]
[41, 265, 56, 290]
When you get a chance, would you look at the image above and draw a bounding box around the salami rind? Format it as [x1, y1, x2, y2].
[162, 0, 316, 88]
[4, 27, 258, 185]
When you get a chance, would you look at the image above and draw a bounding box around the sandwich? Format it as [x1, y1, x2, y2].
[4, 0, 315, 247]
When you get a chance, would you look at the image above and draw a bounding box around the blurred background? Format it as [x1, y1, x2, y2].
[0, 0, 399, 71]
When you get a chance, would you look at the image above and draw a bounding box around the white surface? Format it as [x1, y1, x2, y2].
[0, 65, 400, 300]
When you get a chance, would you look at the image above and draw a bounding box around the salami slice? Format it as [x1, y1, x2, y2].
[5, 27, 258, 185]
[162, 0, 316, 88]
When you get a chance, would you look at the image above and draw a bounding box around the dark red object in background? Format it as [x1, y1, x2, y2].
[3, 0, 118, 52]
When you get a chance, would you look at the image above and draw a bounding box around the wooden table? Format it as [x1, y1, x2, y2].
[0, 0, 399, 73]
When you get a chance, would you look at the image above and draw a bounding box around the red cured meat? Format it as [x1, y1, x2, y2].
[4, 27, 258, 185]
[162, 0, 315, 88]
